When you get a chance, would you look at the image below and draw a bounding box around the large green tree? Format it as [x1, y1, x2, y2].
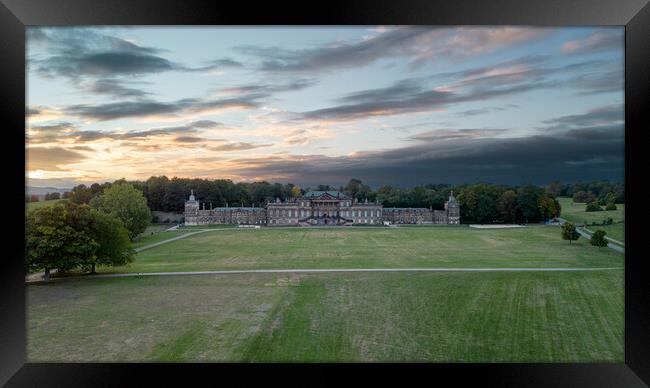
[90, 183, 152, 240]
[517, 185, 544, 223]
[561, 222, 581, 245]
[85, 209, 135, 274]
[496, 190, 518, 223]
[26, 202, 99, 281]
[538, 195, 561, 220]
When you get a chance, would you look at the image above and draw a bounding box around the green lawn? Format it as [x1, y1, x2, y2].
[26, 198, 66, 211]
[584, 224, 625, 244]
[103, 225, 623, 274]
[557, 197, 625, 242]
[178, 224, 240, 230]
[27, 270, 623, 362]
[131, 229, 198, 250]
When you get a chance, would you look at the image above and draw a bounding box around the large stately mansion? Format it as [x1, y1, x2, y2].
[184, 190, 460, 226]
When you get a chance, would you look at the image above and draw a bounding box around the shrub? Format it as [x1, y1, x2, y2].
[590, 230, 608, 248]
[605, 202, 617, 211]
[573, 191, 595, 203]
[585, 201, 602, 212]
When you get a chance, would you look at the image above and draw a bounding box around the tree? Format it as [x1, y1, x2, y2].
[538, 195, 560, 220]
[343, 179, 372, 201]
[516, 185, 544, 223]
[585, 201, 602, 212]
[561, 222, 581, 245]
[590, 230, 608, 248]
[605, 202, 617, 211]
[26, 202, 99, 281]
[44, 192, 61, 200]
[497, 190, 518, 223]
[69, 184, 94, 204]
[458, 183, 501, 223]
[290, 186, 302, 198]
[572, 190, 595, 203]
[85, 210, 134, 274]
[90, 183, 152, 240]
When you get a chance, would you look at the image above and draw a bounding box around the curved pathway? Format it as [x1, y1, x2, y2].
[134, 228, 240, 252]
[26, 266, 624, 283]
[556, 218, 624, 254]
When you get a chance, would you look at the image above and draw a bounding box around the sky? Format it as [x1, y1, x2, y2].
[26, 26, 624, 189]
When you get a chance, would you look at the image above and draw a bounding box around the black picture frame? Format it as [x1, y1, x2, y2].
[1, 0, 648, 386]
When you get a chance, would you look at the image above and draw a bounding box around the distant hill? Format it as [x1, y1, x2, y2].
[26, 186, 71, 200]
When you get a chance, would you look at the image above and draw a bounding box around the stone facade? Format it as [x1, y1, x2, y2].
[184, 189, 460, 226]
[184, 190, 266, 225]
[267, 191, 383, 226]
[382, 192, 460, 224]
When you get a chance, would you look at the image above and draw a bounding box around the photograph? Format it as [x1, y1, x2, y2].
[24, 25, 626, 363]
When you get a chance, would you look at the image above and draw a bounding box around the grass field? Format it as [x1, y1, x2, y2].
[27, 224, 625, 362]
[27, 270, 623, 362]
[131, 229, 198, 250]
[25, 198, 66, 211]
[584, 224, 625, 244]
[103, 225, 623, 274]
[557, 197, 625, 243]
[178, 224, 240, 230]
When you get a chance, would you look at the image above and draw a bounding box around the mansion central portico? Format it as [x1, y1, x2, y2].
[266, 191, 382, 226]
[184, 189, 460, 226]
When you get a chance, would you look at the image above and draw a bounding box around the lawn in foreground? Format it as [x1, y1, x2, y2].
[27, 270, 623, 362]
[107, 226, 623, 274]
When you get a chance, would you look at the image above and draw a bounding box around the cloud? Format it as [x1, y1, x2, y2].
[33, 52, 179, 78]
[173, 136, 205, 143]
[220, 78, 317, 95]
[28, 122, 76, 132]
[27, 146, 87, 171]
[208, 142, 273, 151]
[26, 105, 64, 122]
[26, 120, 225, 145]
[562, 30, 623, 54]
[296, 78, 555, 122]
[202, 58, 244, 68]
[289, 53, 620, 122]
[222, 131, 623, 187]
[188, 120, 223, 128]
[542, 104, 623, 130]
[236, 27, 549, 73]
[566, 69, 623, 95]
[88, 79, 150, 98]
[64, 94, 266, 121]
[456, 104, 519, 117]
[28, 28, 245, 81]
[408, 128, 510, 141]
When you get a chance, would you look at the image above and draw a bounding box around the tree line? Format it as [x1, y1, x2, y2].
[546, 180, 624, 204]
[62, 177, 628, 224]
